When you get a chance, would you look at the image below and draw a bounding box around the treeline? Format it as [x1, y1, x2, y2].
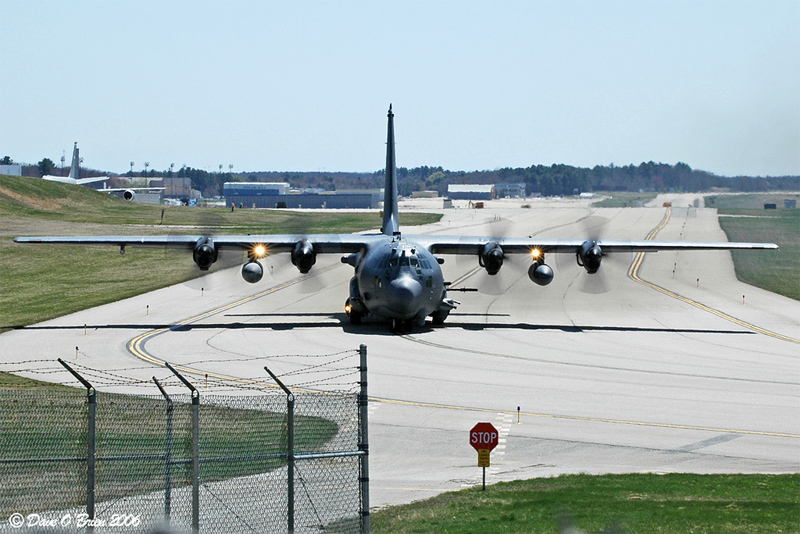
[4, 155, 798, 197]
[248, 162, 799, 197]
[384, 162, 800, 197]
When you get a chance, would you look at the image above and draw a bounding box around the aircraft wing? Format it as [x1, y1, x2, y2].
[40, 176, 109, 185]
[407, 235, 779, 255]
[13, 233, 385, 254]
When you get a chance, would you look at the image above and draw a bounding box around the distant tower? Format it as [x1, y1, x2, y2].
[130, 161, 134, 174]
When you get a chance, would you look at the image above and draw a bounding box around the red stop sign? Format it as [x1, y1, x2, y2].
[470, 422, 498, 451]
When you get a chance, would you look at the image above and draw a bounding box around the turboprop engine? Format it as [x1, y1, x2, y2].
[479, 243, 504, 275]
[192, 237, 217, 271]
[291, 240, 316, 273]
[577, 240, 602, 274]
[241, 261, 264, 283]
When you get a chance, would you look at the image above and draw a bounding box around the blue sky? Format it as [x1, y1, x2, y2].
[2, 0, 798, 177]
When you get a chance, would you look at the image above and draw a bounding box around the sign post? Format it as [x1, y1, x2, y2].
[470, 422, 498, 490]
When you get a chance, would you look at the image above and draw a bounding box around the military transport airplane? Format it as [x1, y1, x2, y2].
[16, 106, 778, 330]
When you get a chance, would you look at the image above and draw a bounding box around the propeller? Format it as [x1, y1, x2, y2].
[557, 214, 633, 294]
[455, 213, 529, 295]
[254, 209, 335, 295]
[162, 203, 245, 294]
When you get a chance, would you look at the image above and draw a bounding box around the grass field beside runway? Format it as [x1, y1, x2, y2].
[591, 192, 659, 207]
[709, 194, 800, 301]
[0, 373, 337, 517]
[0, 175, 440, 331]
[371, 473, 800, 534]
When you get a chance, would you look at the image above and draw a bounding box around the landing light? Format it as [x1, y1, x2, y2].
[253, 244, 267, 258]
[531, 248, 541, 259]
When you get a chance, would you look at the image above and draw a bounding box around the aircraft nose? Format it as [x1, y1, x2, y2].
[388, 276, 423, 317]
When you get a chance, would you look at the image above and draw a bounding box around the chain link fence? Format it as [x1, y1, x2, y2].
[0, 346, 369, 534]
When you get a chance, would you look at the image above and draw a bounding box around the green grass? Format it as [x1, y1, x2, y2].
[708, 194, 800, 301]
[706, 193, 800, 210]
[591, 192, 659, 208]
[0, 378, 338, 515]
[371, 474, 800, 534]
[0, 175, 440, 330]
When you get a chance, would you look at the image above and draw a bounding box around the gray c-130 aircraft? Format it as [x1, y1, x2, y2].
[15, 106, 778, 330]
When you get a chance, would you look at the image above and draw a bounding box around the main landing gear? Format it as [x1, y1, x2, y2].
[390, 318, 415, 333]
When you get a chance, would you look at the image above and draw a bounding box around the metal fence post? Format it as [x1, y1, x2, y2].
[167, 363, 200, 534]
[153, 377, 174, 522]
[265, 366, 295, 534]
[358, 344, 370, 534]
[58, 359, 96, 534]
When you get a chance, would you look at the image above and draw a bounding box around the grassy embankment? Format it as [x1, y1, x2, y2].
[371, 473, 800, 534]
[0, 175, 440, 330]
[708, 193, 800, 301]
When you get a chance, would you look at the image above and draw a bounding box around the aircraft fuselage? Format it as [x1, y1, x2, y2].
[345, 235, 447, 326]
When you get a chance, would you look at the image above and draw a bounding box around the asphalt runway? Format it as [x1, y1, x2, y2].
[2, 196, 798, 508]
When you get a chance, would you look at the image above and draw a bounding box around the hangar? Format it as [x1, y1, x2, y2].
[447, 184, 495, 200]
[224, 182, 381, 209]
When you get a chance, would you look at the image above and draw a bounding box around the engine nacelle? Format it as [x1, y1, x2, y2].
[123, 189, 136, 201]
[193, 237, 217, 271]
[577, 240, 602, 274]
[528, 262, 554, 286]
[291, 240, 316, 273]
[241, 261, 264, 283]
[479, 243, 504, 275]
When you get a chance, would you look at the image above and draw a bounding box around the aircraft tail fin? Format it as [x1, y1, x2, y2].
[68, 142, 79, 180]
[381, 105, 400, 236]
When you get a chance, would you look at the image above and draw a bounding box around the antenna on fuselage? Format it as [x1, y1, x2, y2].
[381, 104, 400, 237]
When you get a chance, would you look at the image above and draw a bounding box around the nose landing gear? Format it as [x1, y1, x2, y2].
[344, 298, 364, 325]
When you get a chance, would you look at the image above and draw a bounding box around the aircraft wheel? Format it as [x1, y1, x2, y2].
[390, 318, 405, 333]
[431, 310, 449, 325]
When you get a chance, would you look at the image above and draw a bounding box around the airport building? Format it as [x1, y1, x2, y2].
[0, 164, 22, 176]
[494, 183, 526, 198]
[447, 184, 495, 201]
[223, 182, 382, 209]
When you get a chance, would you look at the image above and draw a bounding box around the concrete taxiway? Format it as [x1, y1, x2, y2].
[1, 196, 798, 508]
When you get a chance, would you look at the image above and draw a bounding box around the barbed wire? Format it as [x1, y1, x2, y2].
[0, 348, 363, 394]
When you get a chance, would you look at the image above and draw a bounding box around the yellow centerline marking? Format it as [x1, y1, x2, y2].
[369, 396, 800, 439]
[629, 208, 800, 345]
[127, 263, 343, 387]
[401, 207, 800, 438]
[126, 221, 797, 439]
